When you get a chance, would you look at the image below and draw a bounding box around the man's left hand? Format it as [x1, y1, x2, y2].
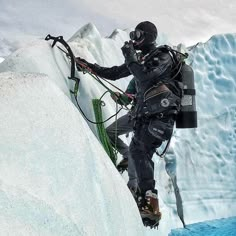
[121, 41, 138, 65]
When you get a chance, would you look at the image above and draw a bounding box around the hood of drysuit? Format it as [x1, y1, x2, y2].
[132, 21, 158, 54]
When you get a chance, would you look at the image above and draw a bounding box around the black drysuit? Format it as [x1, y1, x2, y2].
[87, 48, 178, 193]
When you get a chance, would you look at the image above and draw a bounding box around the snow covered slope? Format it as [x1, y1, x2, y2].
[0, 24, 235, 235]
[0, 67, 143, 234]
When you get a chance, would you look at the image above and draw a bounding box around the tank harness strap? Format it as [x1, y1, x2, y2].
[144, 84, 170, 102]
[183, 89, 196, 95]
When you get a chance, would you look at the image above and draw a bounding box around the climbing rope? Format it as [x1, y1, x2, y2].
[92, 91, 119, 164]
[45, 34, 129, 164]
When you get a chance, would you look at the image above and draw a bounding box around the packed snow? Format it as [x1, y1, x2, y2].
[0, 23, 235, 235]
[0, 71, 144, 235]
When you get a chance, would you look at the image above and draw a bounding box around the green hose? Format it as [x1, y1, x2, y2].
[92, 98, 117, 165]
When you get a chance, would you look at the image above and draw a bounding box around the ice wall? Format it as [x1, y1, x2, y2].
[156, 33, 236, 228]
[0, 41, 144, 236]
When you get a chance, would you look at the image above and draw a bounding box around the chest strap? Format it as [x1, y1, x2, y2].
[144, 84, 170, 102]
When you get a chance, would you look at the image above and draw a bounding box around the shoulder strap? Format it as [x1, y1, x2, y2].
[143, 45, 188, 65]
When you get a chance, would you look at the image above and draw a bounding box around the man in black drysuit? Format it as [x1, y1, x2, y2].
[76, 21, 181, 222]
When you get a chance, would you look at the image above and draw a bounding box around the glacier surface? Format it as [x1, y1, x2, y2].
[0, 24, 235, 235]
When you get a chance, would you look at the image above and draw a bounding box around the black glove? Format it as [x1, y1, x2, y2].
[121, 41, 138, 65]
[75, 57, 89, 71]
[111, 92, 133, 106]
[75, 57, 101, 74]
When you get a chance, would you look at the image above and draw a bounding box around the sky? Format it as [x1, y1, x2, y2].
[0, 22, 236, 235]
[0, 0, 236, 57]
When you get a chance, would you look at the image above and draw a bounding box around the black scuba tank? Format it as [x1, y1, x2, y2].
[176, 63, 197, 128]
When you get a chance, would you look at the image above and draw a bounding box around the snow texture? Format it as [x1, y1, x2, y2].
[0, 73, 143, 234]
[169, 217, 236, 236]
[0, 24, 235, 235]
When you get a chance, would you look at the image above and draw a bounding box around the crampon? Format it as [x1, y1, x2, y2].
[140, 209, 161, 229]
[116, 158, 128, 173]
[141, 216, 160, 229]
[117, 165, 128, 173]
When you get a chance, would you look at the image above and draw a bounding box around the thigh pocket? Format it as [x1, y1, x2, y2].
[148, 118, 173, 140]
